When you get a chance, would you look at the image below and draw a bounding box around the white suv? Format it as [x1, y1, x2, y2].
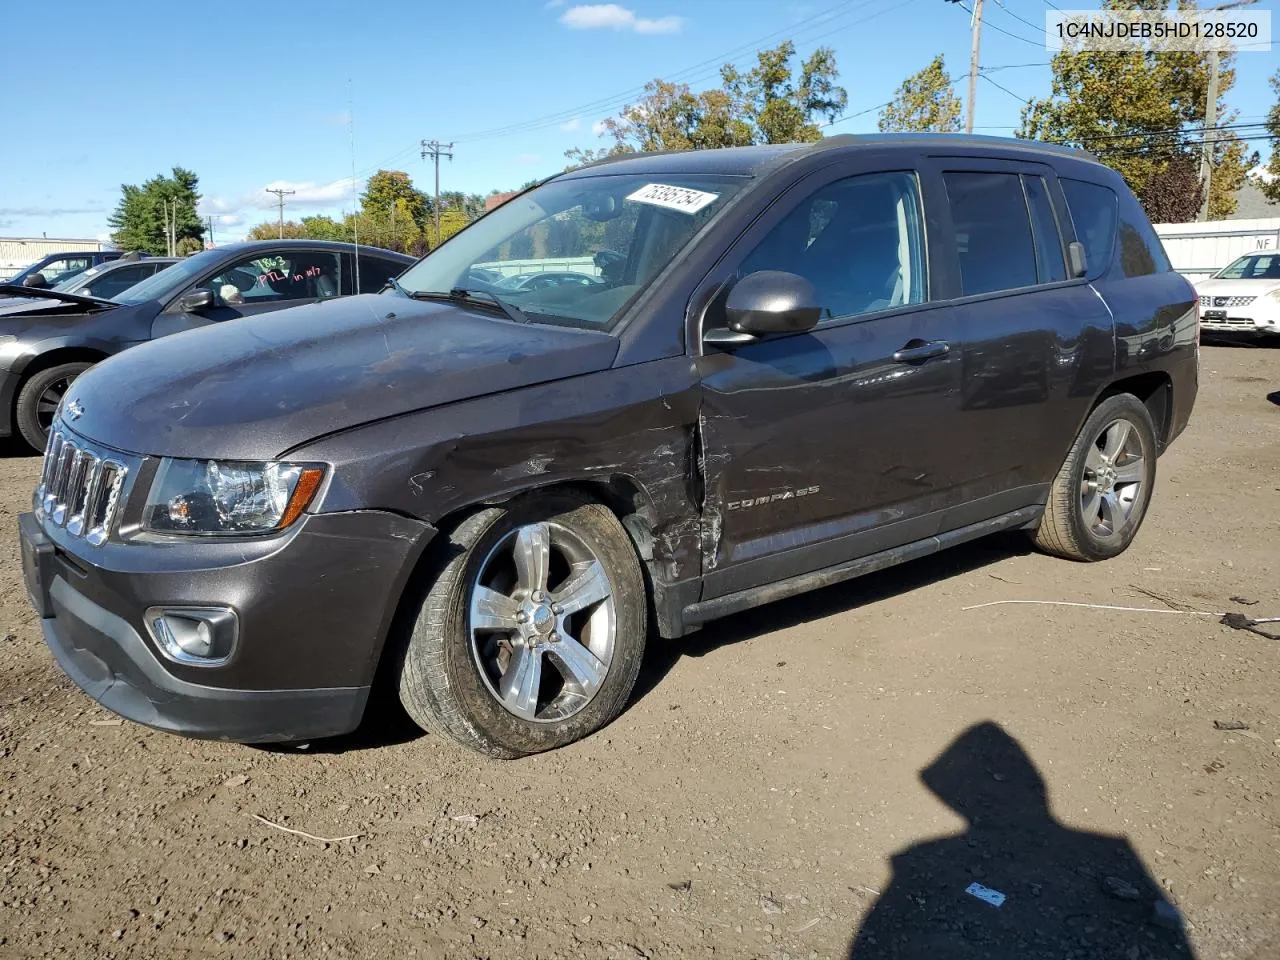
[1195, 252, 1280, 338]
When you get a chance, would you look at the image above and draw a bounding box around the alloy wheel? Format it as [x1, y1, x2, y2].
[468, 521, 617, 723]
[1080, 418, 1146, 540]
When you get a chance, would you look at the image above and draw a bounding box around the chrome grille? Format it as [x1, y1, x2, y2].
[1199, 294, 1256, 308]
[35, 426, 128, 547]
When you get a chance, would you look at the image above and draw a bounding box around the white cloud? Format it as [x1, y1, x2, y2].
[559, 117, 582, 132]
[560, 4, 683, 33]
[1248, 163, 1274, 185]
[591, 119, 610, 136]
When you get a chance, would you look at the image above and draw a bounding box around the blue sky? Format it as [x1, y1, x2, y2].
[2, 0, 1275, 243]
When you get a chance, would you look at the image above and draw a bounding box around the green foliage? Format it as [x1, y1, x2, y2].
[175, 236, 204, 256]
[1262, 69, 1280, 205]
[568, 41, 846, 161]
[1017, 0, 1253, 219]
[722, 42, 847, 144]
[107, 167, 204, 255]
[878, 54, 962, 133]
[362, 170, 430, 230]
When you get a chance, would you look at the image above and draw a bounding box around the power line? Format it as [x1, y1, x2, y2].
[980, 73, 1033, 104]
[824, 100, 896, 128]
[442, 0, 915, 145]
[991, 2, 1046, 33]
[980, 61, 1050, 71]
[956, 2, 1042, 45]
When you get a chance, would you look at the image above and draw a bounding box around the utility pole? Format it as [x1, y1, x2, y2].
[420, 139, 454, 247]
[944, 0, 982, 133]
[1198, 0, 1256, 222]
[204, 215, 215, 248]
[966, 0, 983, 134]
[265, 188, 295, 239]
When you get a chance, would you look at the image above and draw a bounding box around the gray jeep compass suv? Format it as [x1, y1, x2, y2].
[19, 135, 1199, 758]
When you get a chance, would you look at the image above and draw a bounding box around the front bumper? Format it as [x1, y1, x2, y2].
[19, 508, 434, 743]
[1199, 306, 1280, 336]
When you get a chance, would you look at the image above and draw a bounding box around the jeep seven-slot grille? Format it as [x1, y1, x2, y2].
[36, 428, 128, 546]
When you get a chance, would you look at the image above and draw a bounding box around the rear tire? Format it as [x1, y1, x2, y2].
[397, 490, 647, 759]
[1032, 393, 1158, 561]
[15, 361, 94, 451]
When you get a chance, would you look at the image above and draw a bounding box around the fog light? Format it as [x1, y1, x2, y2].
[144, 606, 238, 666]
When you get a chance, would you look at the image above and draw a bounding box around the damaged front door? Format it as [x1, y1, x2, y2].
[694, 165, 967, 600]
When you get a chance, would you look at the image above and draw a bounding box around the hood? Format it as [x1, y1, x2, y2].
[1194, 277, 1280, 299]
[64, 294, 621, 460]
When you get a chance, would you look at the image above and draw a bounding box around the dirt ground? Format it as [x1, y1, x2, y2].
[1, 345, 1277, 960]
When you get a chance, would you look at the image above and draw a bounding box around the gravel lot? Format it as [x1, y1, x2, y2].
[1, 345, 1277, 960]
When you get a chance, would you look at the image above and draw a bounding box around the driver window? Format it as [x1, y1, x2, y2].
[197, 252, 341, 306]
[739, 171, 927, 322]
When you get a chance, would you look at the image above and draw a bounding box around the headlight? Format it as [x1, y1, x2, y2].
[1268, 288, 1280, 302]
[143, 459, 326, 536]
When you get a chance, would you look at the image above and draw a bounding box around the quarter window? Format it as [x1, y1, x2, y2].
[1061, 179, 1118, 278]
[739, 171, 927, 321]
[943, 171, 1037, 296]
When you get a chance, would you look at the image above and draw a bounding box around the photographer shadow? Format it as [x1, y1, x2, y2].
[848, 722, 1196, 959]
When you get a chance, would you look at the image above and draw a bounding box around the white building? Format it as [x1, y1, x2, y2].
[1153, 218, 1280, 281]
[0, 237, 116, 281]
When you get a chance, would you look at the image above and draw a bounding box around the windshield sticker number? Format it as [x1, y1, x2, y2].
[626, 183, 720, 215]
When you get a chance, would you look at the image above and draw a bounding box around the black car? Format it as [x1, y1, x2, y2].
[0, 240, 412, 448]
[3, 249, 129, 289]
[19, 136, 1198, 759]
[51, 256, 180, 300]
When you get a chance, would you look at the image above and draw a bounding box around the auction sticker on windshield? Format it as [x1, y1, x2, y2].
[626, 183, 720, 214]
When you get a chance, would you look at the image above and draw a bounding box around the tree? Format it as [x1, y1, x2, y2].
[247, 220, 307, 240]
[1018, 0, 1251, 219]
[878, 55, 962, 133]
[570, 41, 846, 160]
[1136, 153, 1205, 223]
[175, 236, 204, 256]
[1261, 68, 1280, 204]
[721, 42, 847, 144]
[362, 170, 429, 230]
[108, 167, 204, 254]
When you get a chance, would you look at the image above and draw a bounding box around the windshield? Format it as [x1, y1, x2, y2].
[53, 266, 102, 292]
[1213, 253, 1280, 280]
[394, 172, 748, 330]
[115, 250, 224, 303]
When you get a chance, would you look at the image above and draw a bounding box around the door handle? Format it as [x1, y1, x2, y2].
[892, 339, 950, 364]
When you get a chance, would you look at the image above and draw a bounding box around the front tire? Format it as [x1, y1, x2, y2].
[397, 491, 647, 758]
[1032, 393, 1158, 561]
[15, 361, 94, 451]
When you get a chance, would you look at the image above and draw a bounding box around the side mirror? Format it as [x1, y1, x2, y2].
[22, 273, 47, 289]
[177, 289, 215, 313]
[719, 270, 821, 338]
[1067, 241, 1088, 279]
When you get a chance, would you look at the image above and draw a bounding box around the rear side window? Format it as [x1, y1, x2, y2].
[943, 171, 1037, 296]
[1061, 179, 1117, 277]
[1022, 176, 1067, 283]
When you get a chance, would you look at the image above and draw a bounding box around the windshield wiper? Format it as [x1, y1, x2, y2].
[406, 288, 529, 324]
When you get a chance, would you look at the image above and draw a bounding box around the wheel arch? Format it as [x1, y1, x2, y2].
[364, 473, 676, 722]
[5, 345, 111, 440]
[1096, 370, 1173, 450]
